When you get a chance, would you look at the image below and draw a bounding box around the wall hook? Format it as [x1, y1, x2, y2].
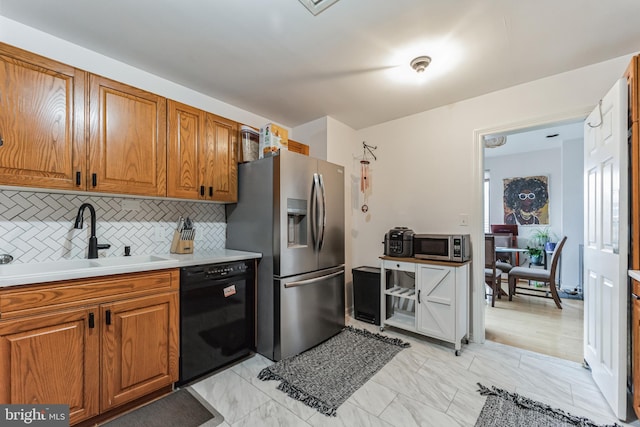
[587, 99, 603, 128]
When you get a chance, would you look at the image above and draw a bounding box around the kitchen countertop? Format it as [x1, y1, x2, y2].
[0, 249, 262, 288]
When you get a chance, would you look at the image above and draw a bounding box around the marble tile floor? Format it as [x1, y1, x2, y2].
[189, 318, 637, 427]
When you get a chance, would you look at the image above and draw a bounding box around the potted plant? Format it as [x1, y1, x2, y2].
[526, 245, 544, 266]
[531, 227, 556, 252]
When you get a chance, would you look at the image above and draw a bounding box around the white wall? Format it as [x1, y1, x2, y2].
[343, 53, 633, 340]
[292, 117, 328, 160]
[561, 137, 585, 291]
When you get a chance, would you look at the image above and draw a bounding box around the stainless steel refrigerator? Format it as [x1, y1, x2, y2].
[226, 150, 345, 361]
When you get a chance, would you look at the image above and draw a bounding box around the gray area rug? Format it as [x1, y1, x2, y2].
[103, 388, 224, 427]
[258, 326, 409, 416]
[476, 384, 620, 427]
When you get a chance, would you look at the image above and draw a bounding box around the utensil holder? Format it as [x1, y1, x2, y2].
[170, 230, 194, 254]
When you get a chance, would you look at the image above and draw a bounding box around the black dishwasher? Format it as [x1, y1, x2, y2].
[178, 260, 255, 385]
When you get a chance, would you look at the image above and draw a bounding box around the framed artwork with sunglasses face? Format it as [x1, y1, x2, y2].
[503, 175, 549, 225]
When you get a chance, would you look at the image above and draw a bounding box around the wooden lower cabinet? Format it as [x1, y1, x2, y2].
[633, 282, 640, 417]
[0, 270, 179, 426]
[101, 292, 179, 411]
[0, 307, 100, 426]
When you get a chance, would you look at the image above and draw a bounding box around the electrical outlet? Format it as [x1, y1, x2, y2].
[154, 226, 164, 242]
[460, 214, 469, 226]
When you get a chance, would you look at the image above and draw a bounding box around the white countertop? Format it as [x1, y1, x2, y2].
[0, 249, 262, 287]
[629, 270, 640, 282]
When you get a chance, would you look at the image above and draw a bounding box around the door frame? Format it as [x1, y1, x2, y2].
[471, 107, 592, 343]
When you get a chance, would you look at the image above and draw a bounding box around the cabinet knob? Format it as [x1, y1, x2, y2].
[0, 136, 3, 147]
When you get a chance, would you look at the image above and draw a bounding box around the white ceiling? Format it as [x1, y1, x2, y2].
[1, 0, 639, 130]
[484, 121, 584, 158]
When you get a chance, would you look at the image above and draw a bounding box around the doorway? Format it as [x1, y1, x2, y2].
[481, 119, 585, 362]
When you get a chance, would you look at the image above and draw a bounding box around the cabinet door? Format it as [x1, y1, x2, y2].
[0, 307, 99, 425]
[204, 113, 238, 202]
[89, 75, 166, 196]
[101, 292, 178, 411]
[416, 264, 456, 341]
[0, 43, 86, 191]
[167, 100, 205, 199]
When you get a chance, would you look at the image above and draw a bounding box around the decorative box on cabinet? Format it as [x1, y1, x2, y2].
[380, 256, 470, 355]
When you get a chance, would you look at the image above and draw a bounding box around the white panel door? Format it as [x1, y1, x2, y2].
[416, 264, 455, 341]
[583, 78, 628, 419]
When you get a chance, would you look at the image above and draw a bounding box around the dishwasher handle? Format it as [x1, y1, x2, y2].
[284, 270, 344, 289]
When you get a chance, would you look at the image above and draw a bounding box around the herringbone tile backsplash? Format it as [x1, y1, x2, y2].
[0, 189, 226, 263]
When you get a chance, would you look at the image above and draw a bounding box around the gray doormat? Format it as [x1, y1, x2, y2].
[103, 388, 224, 427]
[476, 383, 620, 427]
[258, 326, 409, 416]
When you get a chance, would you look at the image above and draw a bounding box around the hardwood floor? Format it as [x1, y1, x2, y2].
[485, 281, 584, 363]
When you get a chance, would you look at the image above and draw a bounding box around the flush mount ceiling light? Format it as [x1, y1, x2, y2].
[410, 56, 432, 73]
[298, 0, 340, 15]
[483, 135, 507, 148]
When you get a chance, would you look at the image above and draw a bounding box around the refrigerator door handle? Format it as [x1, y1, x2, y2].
[318, 173, 327, 251]
[311, 173, 321, 251]
[284, 270, 345, 288]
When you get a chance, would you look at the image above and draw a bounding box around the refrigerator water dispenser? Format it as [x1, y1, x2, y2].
[287, 198, 307, 247]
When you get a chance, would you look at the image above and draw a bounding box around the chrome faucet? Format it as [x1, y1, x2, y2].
[74, 203, 110, 259]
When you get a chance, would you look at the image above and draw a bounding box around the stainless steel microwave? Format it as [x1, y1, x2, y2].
[413, 234, 470, 262]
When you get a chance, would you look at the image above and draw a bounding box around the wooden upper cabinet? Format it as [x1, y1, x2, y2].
[0, 42, 240, 202]
[167, 102, 238, 202]
[0, 307, 100, 425]
[167, 100, 205, 199]
[89, 75, 167, 196]
[0, 43, 85, 190]
[205, 113, 238, 202]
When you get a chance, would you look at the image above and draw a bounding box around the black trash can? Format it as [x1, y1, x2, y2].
[352, 266, 389, 325]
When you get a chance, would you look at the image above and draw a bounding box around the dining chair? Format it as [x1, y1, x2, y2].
[492, 233, 514, 274]
[484, 235, 503, 307]
[507, 236, 567, 309]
